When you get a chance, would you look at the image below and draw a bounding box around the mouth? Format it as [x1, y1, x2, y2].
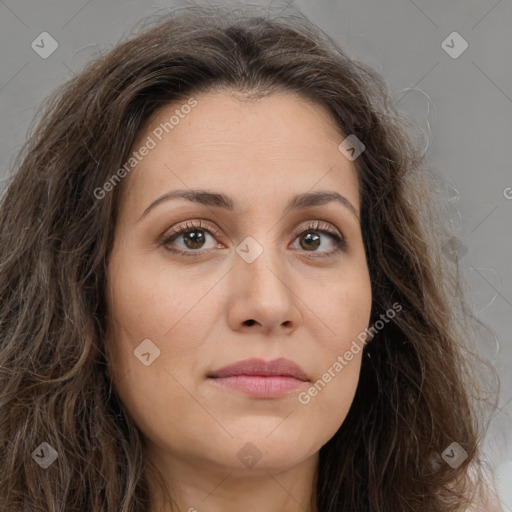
[207, 357, 310, 398]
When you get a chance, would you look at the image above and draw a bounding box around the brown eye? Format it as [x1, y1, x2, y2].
[298, 231, 321, 251]
[180, 229, 207, 250]
[291, 221, 346, 257]
[160, 220, 223, 256]
[159, 219, 346, 258]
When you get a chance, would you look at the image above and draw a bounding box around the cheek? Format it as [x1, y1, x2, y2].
[296, 263, 371, 420]
[307, 258, 372, 351]
[104, 248, 220, 423]
[106, 247, 217, 345]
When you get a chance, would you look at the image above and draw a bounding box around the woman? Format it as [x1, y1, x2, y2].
[0, 3, 501, 511]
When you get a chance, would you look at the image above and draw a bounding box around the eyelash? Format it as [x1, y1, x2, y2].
[159, 219, 346, 258]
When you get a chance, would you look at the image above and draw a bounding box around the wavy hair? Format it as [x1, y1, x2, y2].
[0, 2, 499, 511]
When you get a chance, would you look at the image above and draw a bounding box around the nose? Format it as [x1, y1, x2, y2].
[226, 240, 302, 336]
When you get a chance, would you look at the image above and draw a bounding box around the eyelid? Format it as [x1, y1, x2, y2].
[160, 219, 222, 243]
[291, 220, 342, 240]
[291, 220, 347, 255]
[159, 218, 346, 255]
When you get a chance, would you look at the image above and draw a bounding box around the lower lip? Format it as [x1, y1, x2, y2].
[208, 375, 307, 398]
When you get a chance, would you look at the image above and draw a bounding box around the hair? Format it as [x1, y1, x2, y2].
[0, 2, 500, 511]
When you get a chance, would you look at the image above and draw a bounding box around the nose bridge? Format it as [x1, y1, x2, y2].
[225, 209, 303, 334]
[233, 230, 295, 308]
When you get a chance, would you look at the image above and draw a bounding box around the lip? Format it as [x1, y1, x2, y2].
[207, 358, 310, 398]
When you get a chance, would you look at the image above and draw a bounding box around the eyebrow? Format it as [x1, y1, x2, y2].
[137, 188, 359, 222]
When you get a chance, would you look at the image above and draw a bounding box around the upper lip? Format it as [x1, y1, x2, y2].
[208, 357, 310, 381]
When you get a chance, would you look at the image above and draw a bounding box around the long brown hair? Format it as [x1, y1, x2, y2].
[0, 3, 499, 511]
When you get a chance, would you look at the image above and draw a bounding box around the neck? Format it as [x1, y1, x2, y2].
[145, 447, 319, 512]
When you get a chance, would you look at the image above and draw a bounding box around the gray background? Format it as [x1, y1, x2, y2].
[1, 0, 511, 507]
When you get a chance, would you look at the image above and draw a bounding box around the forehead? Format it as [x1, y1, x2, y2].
[138, 90, 345, 154]
[121, 90, 360, 214]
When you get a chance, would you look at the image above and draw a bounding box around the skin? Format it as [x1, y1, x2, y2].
[105, 89, 373, 512]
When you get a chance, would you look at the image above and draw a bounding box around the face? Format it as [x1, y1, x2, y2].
[105, 90, 372, 480]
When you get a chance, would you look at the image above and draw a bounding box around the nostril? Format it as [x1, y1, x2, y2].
[244, 319, 256, 326]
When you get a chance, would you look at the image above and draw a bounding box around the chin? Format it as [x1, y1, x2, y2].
[213, 428, 322, 474]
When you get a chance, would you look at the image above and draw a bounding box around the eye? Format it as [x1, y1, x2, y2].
[290, 220, 346, 257]
[160, 220, 223, 256]
[159, 219, 346, 257]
